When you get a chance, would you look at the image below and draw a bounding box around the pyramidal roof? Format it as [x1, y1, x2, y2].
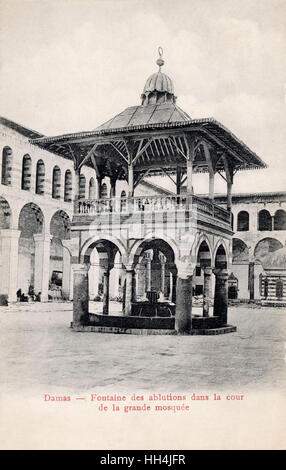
[96, 103, 191, 131]
[96, 48, 191, 131]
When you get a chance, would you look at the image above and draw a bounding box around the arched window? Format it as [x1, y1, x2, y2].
[276, 279, 283, 299]
[21, 154, 32, 190]
[64, 170, 72, 202]
[79, 174, 86, 199]
[52, 166, 61, 199]
[120, 190, 127, 211]
[1, 146, 13, 185]
[274, 210, 286, 231]
[237, 211, 249, 231]
[89, 177, 96, 199]
[258, 210, 272, 231]
[35, 160, 45, 195]
[101, 183, 107, 199]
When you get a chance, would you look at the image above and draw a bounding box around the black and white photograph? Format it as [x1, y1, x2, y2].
[0, 0, 285, 451]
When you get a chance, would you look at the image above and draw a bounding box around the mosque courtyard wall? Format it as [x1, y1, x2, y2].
[1, 119, 286, 307]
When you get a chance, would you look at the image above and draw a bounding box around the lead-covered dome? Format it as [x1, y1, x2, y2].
[143, 71, 174, 95]
[141, 48, 177, 105]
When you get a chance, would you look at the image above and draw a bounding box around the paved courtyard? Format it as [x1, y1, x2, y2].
[0, 301, 286, 396]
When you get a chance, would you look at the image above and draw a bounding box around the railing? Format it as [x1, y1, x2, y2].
[75, 194, 231, 224]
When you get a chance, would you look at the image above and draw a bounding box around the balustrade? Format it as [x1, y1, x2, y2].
[75, 194, 231, 224]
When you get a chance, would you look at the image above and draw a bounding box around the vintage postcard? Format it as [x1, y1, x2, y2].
[0, 0, 285, 451]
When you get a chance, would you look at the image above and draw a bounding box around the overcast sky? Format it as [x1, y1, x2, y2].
[0, 0, 285, 194]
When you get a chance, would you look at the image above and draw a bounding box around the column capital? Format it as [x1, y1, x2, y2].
[177, 260, 196, 279]
[204, 266, 214, 276]
[212, 268, 229, 278]
[33, 233, 53, 243]
[72, 263, 90, 274]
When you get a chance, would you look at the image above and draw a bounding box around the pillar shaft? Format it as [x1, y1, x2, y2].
[160, 261, 166, 294]
[249, 261, 255, 301]
[103, 270, 110, 315]
[132, 271, 137, 302]
[124, 269, 134, 316]
[128, 164, 134, 198]
[227, 181, 232, 212]
[62, 246, 71, 300]
[72, 264, 89, 325]
[203, 267, 212, 317]
[175, 275, 193, 334]
[146, 257, 151, 291]
[74, 168, 81, 213]
[176, 167, 181, 195]
[171, 272, 177, 303]
[186, 136, 195, 195]
[213, 269, 228, 325]
[33, 233, 52, 302]
[209, 172, 215, 201]
[0, 229, 21, 302]
[159, 254, 166, 295]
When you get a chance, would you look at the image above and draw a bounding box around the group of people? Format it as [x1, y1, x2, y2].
[16, 286, 41, 302]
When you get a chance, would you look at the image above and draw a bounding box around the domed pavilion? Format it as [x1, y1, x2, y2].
[31, 49, 267, 335]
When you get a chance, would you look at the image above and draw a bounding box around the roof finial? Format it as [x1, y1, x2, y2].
[156, 46, 164, 71]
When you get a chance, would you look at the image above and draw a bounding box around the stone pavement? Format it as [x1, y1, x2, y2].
[0, 301, 286, 395]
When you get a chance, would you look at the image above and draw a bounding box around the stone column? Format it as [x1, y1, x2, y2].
[169, 272, 173, 301]
[213, 268, 229, 325]
[171, 272, 177, 303]
[102, 269, 110, 315]
[0, 229, 21, 302]
[33, 233, 52, 301]
[209, 172, 215, 201]
[72, 264, 89, 325]
[175, 262, 194, 334]
[249, 261, 255, 301]
[226, 181, 232, 212]
[159, 254, 166, 296]
[203, 266, 212, 317]
[146, 254, 152, 292]
[124, 269, 134, 316]
[73, 168, 81, 213]
[62, 246, 71, 300]
[132, 270, 137, 302]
